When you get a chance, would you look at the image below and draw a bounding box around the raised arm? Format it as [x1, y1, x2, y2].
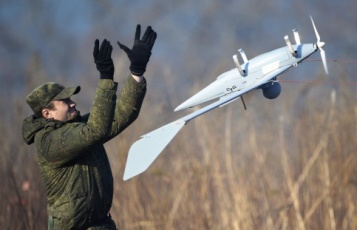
[108, 25, 157, 138]
[39, 40, 118, 165]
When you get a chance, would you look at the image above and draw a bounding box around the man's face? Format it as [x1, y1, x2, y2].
[43, 98, 78, 121]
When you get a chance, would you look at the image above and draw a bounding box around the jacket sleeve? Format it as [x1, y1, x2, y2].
[37, 80, 117, 165]
[106, 76, 147, 140]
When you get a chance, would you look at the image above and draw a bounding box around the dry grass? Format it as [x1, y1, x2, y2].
[1, 68, 356, 229]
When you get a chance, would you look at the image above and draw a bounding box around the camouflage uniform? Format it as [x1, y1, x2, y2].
[22, 77, 146, 229]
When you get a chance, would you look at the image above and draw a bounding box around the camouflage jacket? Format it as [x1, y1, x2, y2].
[22, 77, 146, 229]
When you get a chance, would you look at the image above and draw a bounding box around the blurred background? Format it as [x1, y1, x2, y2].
[1, 0, 356, 229]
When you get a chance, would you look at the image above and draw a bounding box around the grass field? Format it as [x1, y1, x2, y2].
[1, 69, 356, 229]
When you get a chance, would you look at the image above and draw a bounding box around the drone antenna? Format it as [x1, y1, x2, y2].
[241, 96, 247, 110]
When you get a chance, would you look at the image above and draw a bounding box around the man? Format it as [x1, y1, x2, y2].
[22, 25, 157, 229]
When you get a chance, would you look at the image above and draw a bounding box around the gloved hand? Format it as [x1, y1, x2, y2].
[93, 39, 115, 80]
[117, 25, 157, 76]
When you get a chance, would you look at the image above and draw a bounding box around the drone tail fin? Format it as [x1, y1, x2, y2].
[123, 119, 186, 180]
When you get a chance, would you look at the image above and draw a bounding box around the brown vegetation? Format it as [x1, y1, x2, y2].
[109, 75, 357, 230]
[1, 65, 356, 229]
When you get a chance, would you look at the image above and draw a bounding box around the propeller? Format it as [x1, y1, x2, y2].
[310, 16, 329, 75]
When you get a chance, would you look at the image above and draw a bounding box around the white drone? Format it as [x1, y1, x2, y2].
[123, 16, 328, 180]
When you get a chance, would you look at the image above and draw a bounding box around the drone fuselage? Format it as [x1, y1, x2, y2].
[174, 43, 317, 112]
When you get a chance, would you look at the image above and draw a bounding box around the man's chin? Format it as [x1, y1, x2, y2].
[72, 110, 79, 117]
[67, 110, 79, 121]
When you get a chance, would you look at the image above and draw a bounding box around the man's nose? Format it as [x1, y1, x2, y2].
[69, 99, 76, 107]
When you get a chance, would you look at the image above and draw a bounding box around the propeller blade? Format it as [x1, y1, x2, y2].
[310, 16, 320, 42]
[320, 48, 329, 75]
[311, 16, 328, 74]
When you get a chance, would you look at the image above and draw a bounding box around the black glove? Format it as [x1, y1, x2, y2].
[93, 39, 115, 80]
[117, 25, 157, 76]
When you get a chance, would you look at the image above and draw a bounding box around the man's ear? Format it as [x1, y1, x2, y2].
[42, 109, 53, 119]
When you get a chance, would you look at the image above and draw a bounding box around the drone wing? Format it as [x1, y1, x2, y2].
[123, 65, 292, 180]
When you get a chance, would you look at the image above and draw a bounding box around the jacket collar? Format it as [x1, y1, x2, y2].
[22, 112, 81, 145]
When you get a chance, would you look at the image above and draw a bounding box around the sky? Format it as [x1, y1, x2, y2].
[0, 0, 356, 115]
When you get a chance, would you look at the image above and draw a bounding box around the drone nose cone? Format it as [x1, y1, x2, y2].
[317, 41, 325, 48]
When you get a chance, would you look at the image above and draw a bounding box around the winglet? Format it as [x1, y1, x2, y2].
[123, 120, 186, 180]
[233, 54, 246, 77]
[284, 35, 297, 57]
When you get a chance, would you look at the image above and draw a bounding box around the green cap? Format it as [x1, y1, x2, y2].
[26, 82, 81, 115]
